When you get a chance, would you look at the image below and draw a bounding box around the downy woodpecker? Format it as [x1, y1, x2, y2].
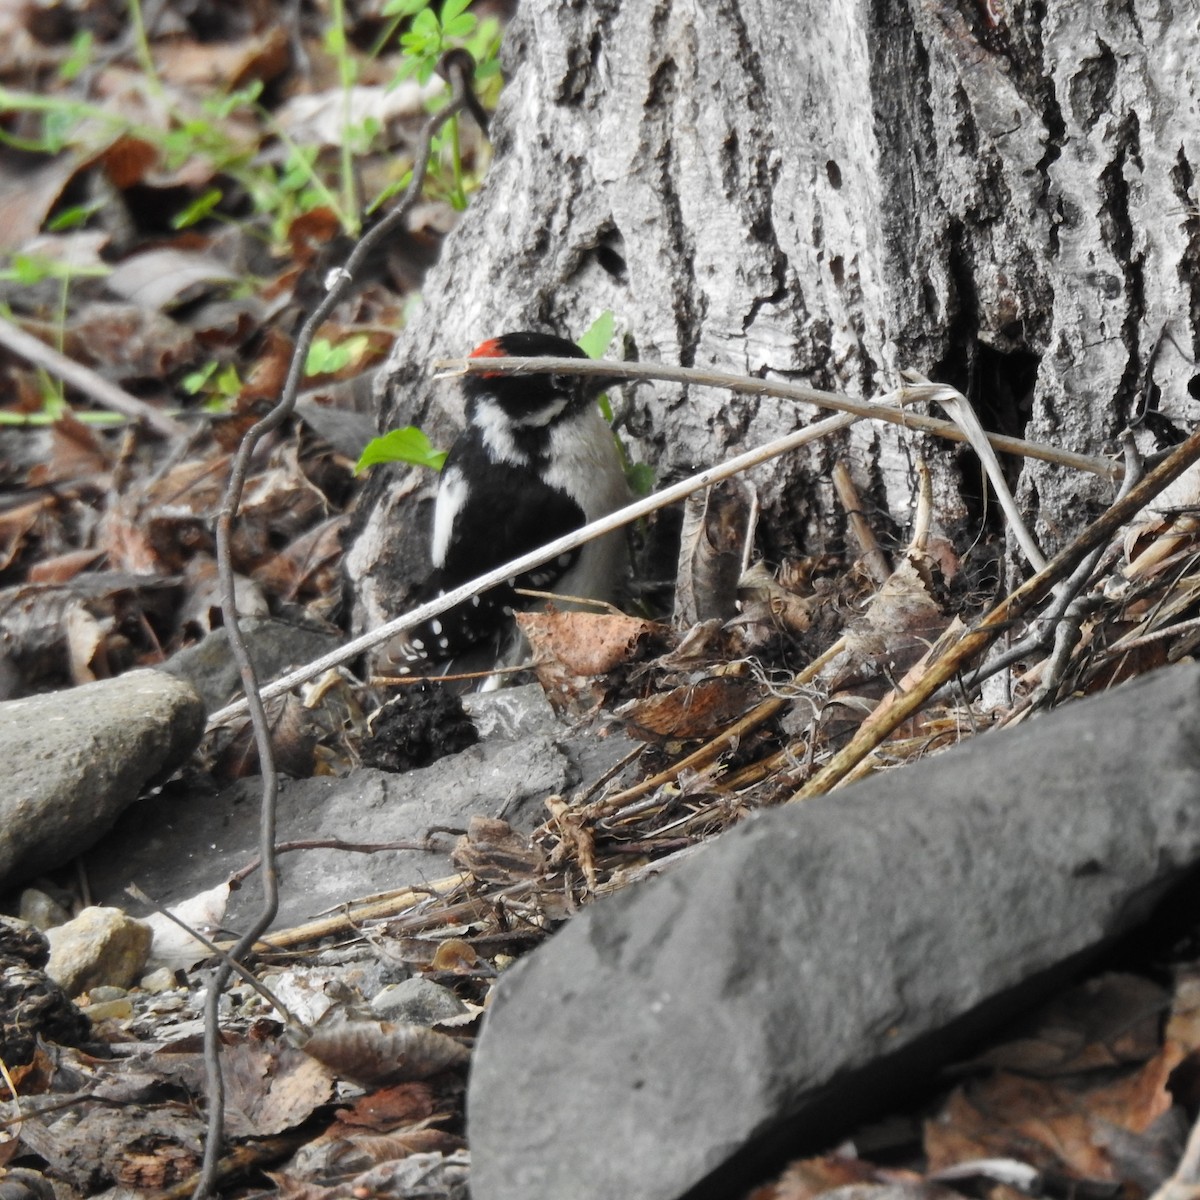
[395, 331, 631, 671]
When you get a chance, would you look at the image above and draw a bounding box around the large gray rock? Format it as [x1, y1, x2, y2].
[0, 670, 206, 891]
[87, 684, 636, 931]
[467, 662, 1200, 1200]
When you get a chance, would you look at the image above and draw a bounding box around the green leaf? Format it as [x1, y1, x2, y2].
[172, 187, 224, 229]
[58, 31, 93, 83]
[205, 80, 263, 119]
[47, 202, 99, 232]
[576, 310, 615, 359]
[182, 361, 219, 394]
[412, 7, 440, 36]
[383, 0, 431, 14]
[441, 0, 472, 22]
[356, 426, 447, 473]
[324, 24, 347, 54]
[442, 13, 476, 38]
[626, 462, 656, 497]
[306, 334, 371, 377]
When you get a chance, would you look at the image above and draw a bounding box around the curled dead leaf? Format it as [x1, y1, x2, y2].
[615, 675, 765, 742]
[675, 479, 749, 624]
[451, 816, 546, 884]
[517, 610, 661, 676]
[518, 610, 666, 716]
[430, 939, 478, 973]
[299, 1017, 469, 1087]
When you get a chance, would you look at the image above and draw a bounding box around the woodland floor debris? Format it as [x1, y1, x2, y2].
[6, 2, 1200, 1198]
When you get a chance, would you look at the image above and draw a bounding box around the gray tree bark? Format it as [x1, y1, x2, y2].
[346, 0, 1200, 633]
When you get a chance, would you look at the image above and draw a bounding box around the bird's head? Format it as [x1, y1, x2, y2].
[464, 331, 614, 427]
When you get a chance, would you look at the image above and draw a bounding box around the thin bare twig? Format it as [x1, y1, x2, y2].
[959, 433, 1144, 700]
[0, 314, 189, 439]
[441, 356, 1124, 482]
[791, 421, 1200, 801]
[903, 369, 1046, 572]
[194, 52, 482, 1199]
[832, 460, 891, 585]
[212, 872, 472, 953]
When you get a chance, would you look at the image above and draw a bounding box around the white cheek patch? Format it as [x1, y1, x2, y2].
[475, 398, 528, 465]
[517, 397, 567, 427]
[431, 466, 468, 568]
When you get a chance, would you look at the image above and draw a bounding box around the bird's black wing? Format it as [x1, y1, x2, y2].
[399, 442, 585, 665]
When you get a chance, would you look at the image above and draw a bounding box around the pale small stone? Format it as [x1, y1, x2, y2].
[46, 907, 152, 997]
[18, 888, 72, 931]
[82, 998, 133, 1022]
[372, 977, 468, 1026]
[139, 967, 178, 993]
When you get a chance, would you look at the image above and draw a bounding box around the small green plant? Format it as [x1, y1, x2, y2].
[383, 0, 503, 211]
[0, 251, 111, 412]
[182, 361, 242, 413]
[305, 334, 373, 378]
[0, 0, 502, 249]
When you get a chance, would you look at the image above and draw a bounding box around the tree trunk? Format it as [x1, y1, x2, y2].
[346, 0, 1200, 634]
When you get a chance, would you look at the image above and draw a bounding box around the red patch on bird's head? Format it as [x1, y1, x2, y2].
[470, 337, 506, 360]
[469, 338, 508, 376]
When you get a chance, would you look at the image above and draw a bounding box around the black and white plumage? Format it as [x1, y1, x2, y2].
[396, 331, 631, 672]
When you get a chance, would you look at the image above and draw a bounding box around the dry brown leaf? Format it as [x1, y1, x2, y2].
[241, 326, 297, 403]
[451, 816, 546, 884]
[0, 154, 86, 253]
[26, 547, 105, 585]
[331, 1082, 438, 1131]
[221, 1034, 337, 1138]
[675, 478, 749, 624]
[738, 560, 822, 636]
[299, 1017, 469, 1087]
[17, 1102, 205, 1192]
[615, 675, 764, 742]
[519, 610, 663, 715]
[253, 513, 351, 605]
[106, 247, 240, 312]
[0, 573, 178, 689]
[155, 26, 290, 90]
[823, 560, 947, 691]
[287, 207, 343, 267]
[217, 693, 320, 780]
[276, 80, 435, 147]
[518, 610, 660, 676]
[546, 795, 598, 889]
[959, 974, 1167, 1077]
[64, 301, 197, 381]
[38, 412, 112, 485]
[746, 1157, 933, 1200]
[98, 134, 158, 189]
[0, 498, 54, 572]
[65, 602, 110, 683]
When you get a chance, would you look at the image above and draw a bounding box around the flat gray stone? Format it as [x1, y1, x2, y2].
[87, 734, 575, 931]
[467, 662, 1200, 1200]
[0, 671, 206, 892]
